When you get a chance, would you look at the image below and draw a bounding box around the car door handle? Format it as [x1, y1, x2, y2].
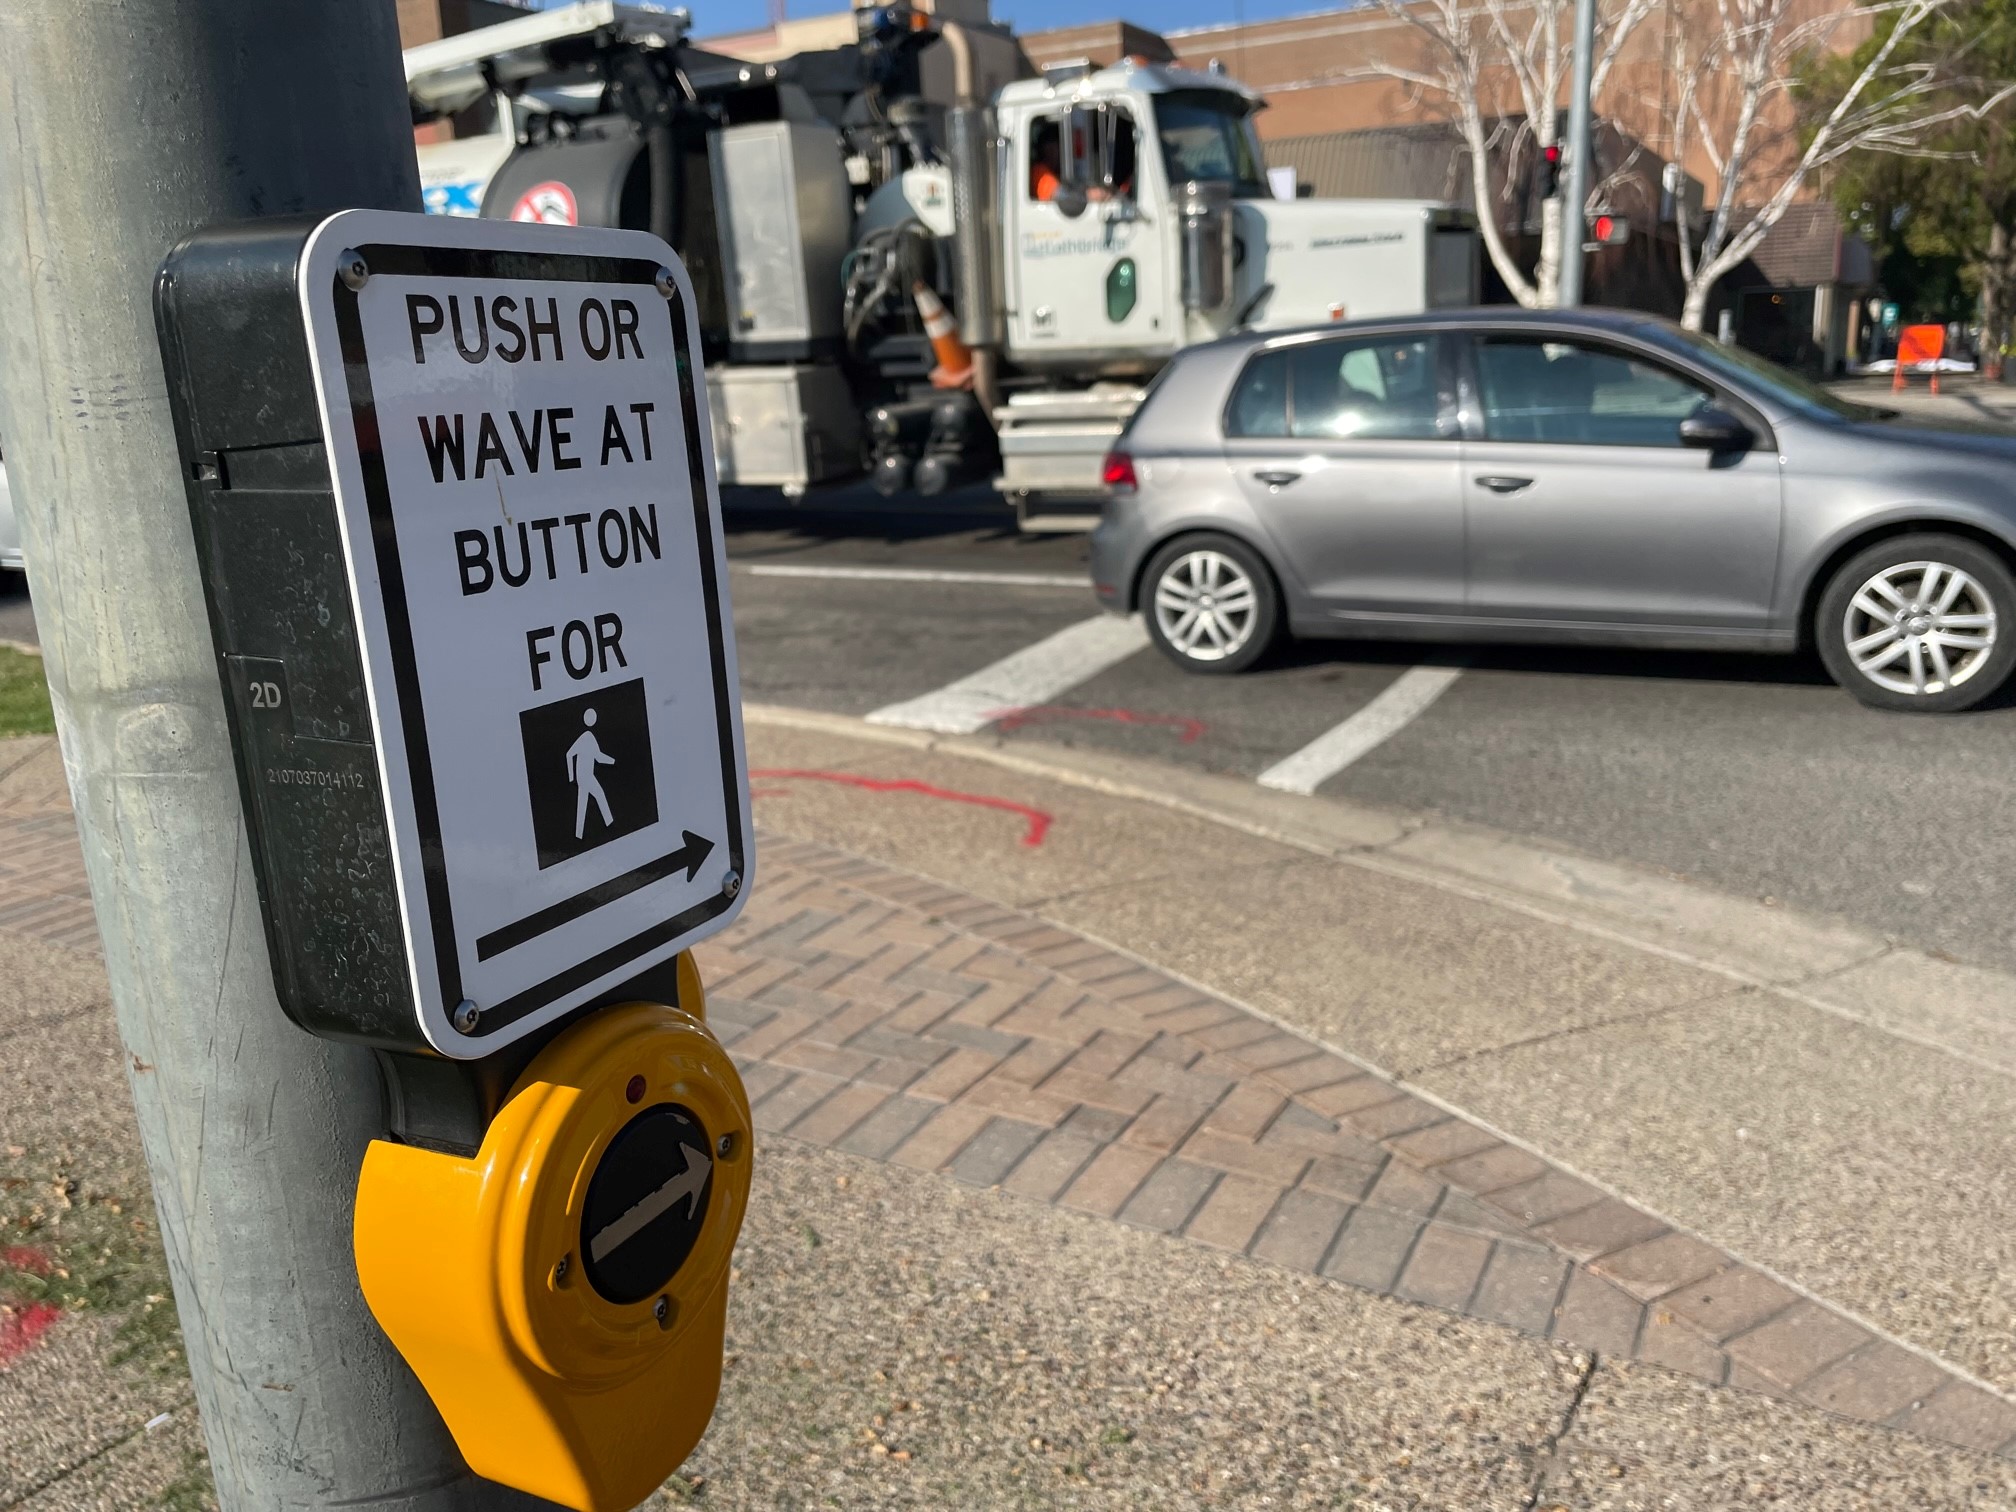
[1474, 475, 1534, 494]
[1252, 469, 1302, 488]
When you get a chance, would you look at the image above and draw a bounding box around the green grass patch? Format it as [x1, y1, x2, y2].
[0, 646, 54, 736]
[2, 1148, 184, 1377]
[156, 1447, 217, 1512]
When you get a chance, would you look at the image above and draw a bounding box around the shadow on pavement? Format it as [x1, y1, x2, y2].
[722, 484, 1027, 556]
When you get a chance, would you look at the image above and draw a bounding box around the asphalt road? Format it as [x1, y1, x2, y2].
[9, 484, 2016, 974]
[723, 487, 2016, 979]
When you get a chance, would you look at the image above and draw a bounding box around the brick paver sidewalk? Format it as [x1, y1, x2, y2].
[2, 736, 2011, 1459]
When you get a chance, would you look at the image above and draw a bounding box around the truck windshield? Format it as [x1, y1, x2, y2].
[1153, 90, 1268, 197]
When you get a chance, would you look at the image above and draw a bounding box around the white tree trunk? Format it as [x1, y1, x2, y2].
[1681, 283, 1712, 332]
[1537, 197, 1563, 307]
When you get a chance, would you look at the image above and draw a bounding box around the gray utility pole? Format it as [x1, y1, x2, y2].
[0, 4, 551, 1508]
[1557, 0, 1598, 306]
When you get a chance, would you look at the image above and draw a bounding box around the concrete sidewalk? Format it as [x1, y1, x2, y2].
[1832, 373, 2016, 426]
[4, 726, 2016, 1508]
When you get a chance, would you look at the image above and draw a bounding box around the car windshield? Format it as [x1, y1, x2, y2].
[1652, 324, 1893, 423]
[1153, 89, 1268, 198]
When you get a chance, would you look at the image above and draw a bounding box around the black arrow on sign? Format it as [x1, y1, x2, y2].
[667, 829, 715, 882]
[475, 829, 723, 961]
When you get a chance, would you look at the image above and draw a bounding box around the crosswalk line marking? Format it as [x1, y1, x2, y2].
[866, 615, 1151, 735]
[1257, 666, 1464, 795]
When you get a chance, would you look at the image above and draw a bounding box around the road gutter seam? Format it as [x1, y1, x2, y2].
[1521, 1349, 1601, 1512]
[0, 1391, 195, 1512]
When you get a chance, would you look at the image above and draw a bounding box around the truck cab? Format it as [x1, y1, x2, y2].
[998, 60, 1478, 372]
[987, 60, 1478, 512]
[997, 63, 1225, 370]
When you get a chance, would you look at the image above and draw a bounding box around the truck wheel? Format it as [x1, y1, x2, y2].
[1142, 534, 1281, 674]
[1816, 533, 2016, 712]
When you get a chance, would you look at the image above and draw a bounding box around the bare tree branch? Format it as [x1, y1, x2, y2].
[1358, 0, 1658, 306]
[1666, 0, 1967, 327]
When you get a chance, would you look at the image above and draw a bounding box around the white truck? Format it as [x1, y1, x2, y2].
[406, 1, 1480, 527]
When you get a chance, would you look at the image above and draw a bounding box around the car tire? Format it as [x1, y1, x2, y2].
[1816, 533, 2016, 712]
[1140, 533, 1282, 675]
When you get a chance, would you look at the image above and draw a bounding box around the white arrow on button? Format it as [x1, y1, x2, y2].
[589, 1143, 712, 1264]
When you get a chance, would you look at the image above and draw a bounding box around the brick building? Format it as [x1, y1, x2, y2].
[399, 0, 529, 143]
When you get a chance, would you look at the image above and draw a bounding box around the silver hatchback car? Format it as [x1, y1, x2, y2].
[1091, 308, 2016, 712]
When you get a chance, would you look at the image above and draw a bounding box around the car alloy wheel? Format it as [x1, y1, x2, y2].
[1841, 559, 1998, 698]
[1153, 548, 1259, 664]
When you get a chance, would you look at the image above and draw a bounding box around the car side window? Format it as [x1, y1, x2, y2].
[1475, 336, 1713, 447]
[1226, 336, 1444, 441]
[1226, 349, 1291, 437]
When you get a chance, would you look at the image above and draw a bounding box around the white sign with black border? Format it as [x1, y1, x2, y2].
[299, 210, 750, 1058]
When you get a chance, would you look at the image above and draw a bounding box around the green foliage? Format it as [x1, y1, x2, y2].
[156, 1448, 218, 1512]
[1806, 0, 2016, 332]
[0, 647, 54, 737]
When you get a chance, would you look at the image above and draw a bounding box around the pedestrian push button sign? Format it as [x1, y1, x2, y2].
[300, 211, 750, 1057]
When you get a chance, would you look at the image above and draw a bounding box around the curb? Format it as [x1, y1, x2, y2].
[742, 702, 2016, 1081]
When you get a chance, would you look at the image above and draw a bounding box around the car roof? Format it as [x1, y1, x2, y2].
[1217, 305, 1677, 355]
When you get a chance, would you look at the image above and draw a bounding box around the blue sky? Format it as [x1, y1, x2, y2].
[531, 0, 1341, 42]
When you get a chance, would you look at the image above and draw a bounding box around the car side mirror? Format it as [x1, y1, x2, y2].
[1052, 183, 1090, 219]
[1679, 407, 1752, 451]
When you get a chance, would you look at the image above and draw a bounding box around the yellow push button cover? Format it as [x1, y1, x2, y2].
[354, 969, 751, 1512]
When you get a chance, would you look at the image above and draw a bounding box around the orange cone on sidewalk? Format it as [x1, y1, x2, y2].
[913, 281, 973, 390]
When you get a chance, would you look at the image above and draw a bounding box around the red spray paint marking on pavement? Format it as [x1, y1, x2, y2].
[990, 705, 1206, 743]
[1, 1246, 53, 1277]
[1, 1248, 62, 1367]
[749, 769, 1053, 847]
[0, 1301, 62, 1366]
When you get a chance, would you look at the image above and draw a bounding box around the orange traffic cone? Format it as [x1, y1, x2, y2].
[913, 282, 973, 389]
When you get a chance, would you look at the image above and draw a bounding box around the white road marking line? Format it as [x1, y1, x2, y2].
[866, 615, 1151, 734]
[1257, 666, 1464, 795]
[740, 563, 1088, 589]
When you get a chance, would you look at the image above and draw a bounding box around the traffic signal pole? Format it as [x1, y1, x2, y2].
[1558, 0, 1598, 306]
[0, 3, 553, 1507]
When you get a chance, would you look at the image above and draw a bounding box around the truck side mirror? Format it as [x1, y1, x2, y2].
[1052, 183, 1090, 219]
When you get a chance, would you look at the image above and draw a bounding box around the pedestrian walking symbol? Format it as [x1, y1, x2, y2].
[520, 680, 659, 868]
[568, 709, 616, 839]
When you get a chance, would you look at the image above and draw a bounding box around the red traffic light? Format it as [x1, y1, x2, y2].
[1540, 142, 1564, 198]
[1588, 213, 1630, 246]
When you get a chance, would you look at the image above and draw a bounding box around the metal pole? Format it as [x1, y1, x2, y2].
[1558, 0, 1598, 307]
[0, 4, 553, 1508]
